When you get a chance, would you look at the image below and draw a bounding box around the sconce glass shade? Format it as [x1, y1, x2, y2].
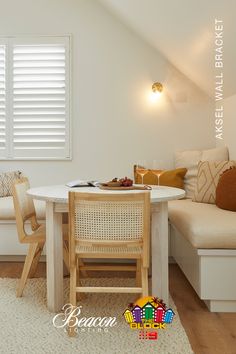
[152, 82, 163, 93]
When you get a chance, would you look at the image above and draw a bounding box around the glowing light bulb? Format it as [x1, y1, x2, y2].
[150, 91, 161, 102]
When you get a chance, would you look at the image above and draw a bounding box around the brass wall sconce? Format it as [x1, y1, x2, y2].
[152, 82, 163, 93]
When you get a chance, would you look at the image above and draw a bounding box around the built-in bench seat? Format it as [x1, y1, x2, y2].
[0, 196, 45, 221]
[169, 199, 236, 249]
[168, 199, 236, 312]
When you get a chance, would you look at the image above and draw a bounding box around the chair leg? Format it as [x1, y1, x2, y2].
[62, 238, 86, 277]
[63, 239, 70, 273]
[78, 259, 87, 278]
[28, 242, 45, 278]
[70, 262, 77, 305]
[68, 260, 77, 337]
[17, 242, 42, 297]
[76, 259, 86, 301]
[136, 259, 141, 287]
[62, 225, 71, 274]
[141, 266, 149, 297]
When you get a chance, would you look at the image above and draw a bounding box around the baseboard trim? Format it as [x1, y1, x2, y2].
[204, 300, 236, 312]
[0, 255, 46, 262]
[0, 255, 176, 264]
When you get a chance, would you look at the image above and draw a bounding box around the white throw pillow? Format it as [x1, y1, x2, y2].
[0, 171, 22, 197]
[175, 146, 229, 198]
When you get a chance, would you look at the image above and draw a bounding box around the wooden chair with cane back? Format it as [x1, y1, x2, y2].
[68, 191, 151, 306]
[12, 177, 69, 297]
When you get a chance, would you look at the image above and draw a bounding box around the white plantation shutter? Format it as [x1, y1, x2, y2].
[0, 36, 71, 160]
[0, 45, 6, 157]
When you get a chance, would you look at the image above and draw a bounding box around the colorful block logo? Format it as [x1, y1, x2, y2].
[123, 296, 175, 340]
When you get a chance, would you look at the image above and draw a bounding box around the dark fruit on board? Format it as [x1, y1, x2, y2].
[119, 177, 133, 187]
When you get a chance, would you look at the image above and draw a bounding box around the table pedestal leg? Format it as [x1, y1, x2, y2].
[46, 202, 64, 312]
[151, 202, 169, 307]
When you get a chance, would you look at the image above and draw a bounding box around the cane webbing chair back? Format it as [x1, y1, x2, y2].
[69, 192, 150, 264]
[12, 177, 40, 243]
[75, 200, 144, 242]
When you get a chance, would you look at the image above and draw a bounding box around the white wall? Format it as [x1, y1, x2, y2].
[100, 0, 236, 99]
[0, 0, 215, 186]
[217, 95, 236, 159]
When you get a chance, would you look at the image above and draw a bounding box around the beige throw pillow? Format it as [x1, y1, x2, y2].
[0, 171, 22, 197]
[193, 161, 236, 204]
[175, 146, 229, 198]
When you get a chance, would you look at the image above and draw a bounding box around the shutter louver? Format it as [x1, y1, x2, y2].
[12, 43, 70, 158]
[0, 45, 6, 156]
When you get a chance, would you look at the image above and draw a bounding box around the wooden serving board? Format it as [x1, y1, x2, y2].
[99, 184, 152, 191]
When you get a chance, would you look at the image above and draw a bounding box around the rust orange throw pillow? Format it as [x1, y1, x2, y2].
[216, 167, 236, 211]
[134, 165, 187, 189]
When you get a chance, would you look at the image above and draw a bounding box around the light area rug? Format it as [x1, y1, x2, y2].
[0, 278, 193, 354]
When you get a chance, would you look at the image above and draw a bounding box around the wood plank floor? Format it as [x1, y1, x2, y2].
[0, 262, 236, 354]
[169, 264, 236, 354]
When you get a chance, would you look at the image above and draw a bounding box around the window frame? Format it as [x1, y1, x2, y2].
[0, 35, 72, 161]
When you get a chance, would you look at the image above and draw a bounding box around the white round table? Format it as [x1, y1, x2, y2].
[28, 185, 185, 312]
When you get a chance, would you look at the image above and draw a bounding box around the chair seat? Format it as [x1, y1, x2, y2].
[76, 244, 142, 257]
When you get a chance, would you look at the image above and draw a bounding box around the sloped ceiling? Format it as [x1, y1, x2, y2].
[100, 0, 236, 98]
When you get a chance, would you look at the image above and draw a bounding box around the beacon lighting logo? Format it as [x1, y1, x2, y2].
[53, 303, 117, 334]
[123, 296, 174, 341]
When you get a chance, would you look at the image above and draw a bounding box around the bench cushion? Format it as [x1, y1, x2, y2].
[0, 196, 45, 220]
[168, 199, 236, 248]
